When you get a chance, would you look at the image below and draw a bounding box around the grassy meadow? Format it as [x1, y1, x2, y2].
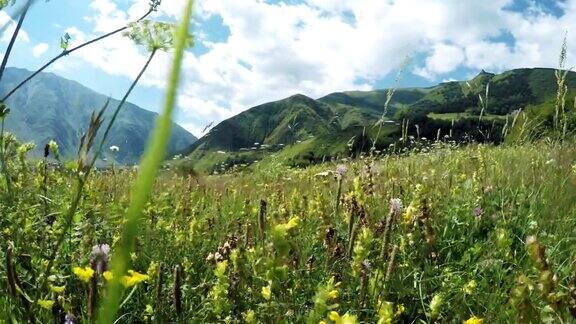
[1, 1, 576, 323]
[1, 139, 576, 323]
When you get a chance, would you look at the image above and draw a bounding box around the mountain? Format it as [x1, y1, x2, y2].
[0, 67, 197, 164]
[181, 68, 576, 173]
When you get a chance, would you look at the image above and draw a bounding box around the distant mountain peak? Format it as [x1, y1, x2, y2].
[0, 67, 197, 164]
[287, 93, 315, 103]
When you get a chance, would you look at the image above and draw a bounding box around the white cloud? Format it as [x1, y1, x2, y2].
[0, 11, 30, 43]
[415, 44, 466, 79]
[32, 42, 49, 57]
[62, 0, 576, 137]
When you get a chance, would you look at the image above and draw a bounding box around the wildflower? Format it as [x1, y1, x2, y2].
[50, 285, 66, 294]
[109, 145, 120, 152]
[261, 283, 272, 300]
[396, 304, 405, 317]
[48, 140, 60, 159]
[286, 216, 300, 230]
[64, 313, 77, 324]
[143, 304, 153, 321]
[121, 270, 149, 288]
[72, 266, 94, 283]
[403, 204, 418, 224]
[90, 243, 110, 274]
[328, 289, 339, 299]
[429, 293, 443, 320]
[463, 280, 477, 295]
[37, 299, 55, 310]
[377, 300, 394, 324]
[328, 311, 358, 324]
[336, 164, 347, 176]
[464, 316, 484, 324]
[389, 198, 403, 217]
[243, 309, 256, 323]
[103, 271, 114, 281]
[472, 207, 483, 218]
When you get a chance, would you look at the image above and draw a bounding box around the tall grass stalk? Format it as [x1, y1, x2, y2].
[0, 115, 13, 198]
[0, 0, 31, 84]
[40, 105, 108, 291]
[89, 49, 158, 170]
[555, 33, 569, 140]
[371, 57, 409, 152]
[97, 1, 194, 322]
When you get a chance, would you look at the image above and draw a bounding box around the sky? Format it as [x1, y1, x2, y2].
[0, 0, 574, 137]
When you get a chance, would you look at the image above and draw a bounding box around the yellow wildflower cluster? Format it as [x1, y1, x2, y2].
[261, 283, 272, 300]
[121, 270, 150, 287]
[102, 270, 149, 287]
[72, 266, 94, 283]
[322, 311, 358, 324]
[464, 315, 484, 324]
[37, 299, 55, 310]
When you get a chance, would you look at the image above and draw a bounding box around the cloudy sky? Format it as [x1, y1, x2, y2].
[0, 0, 573, 137]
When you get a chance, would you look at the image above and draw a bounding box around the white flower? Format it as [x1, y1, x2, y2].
[90, 244, 110, 274]
[390, 198, 403, 216]
[336, 164, 347, 176]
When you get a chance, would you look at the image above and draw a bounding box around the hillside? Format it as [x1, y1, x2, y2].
[0, 67, 197, 164]
[182, 68, 576, 173]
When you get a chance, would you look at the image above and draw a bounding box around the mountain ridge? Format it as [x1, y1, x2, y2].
[0, 67, 197, 164]
[181, 67, 576, 173]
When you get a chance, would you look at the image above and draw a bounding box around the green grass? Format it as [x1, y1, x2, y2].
[1, 139, 575, 322]
[428, 112, 509, 121]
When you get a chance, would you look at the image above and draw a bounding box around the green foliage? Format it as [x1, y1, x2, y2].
[184, 68, 575, 173]
[60, 32, 71, 52]
[2, 139, 576, 322]
[98, 1, 194, 322]
[0, 0, 15, 9]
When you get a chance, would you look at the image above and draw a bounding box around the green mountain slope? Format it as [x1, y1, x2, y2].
[0, 67, 197, 164]
[182, 68, 576, 173]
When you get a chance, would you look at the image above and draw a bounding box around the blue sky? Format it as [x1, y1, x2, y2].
[0, 0, 574, 137]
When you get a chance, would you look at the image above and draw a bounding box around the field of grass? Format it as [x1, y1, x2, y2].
[1, 140, 575, 323]
[1, 2, 576, 323]
[428, 112, 509, 121]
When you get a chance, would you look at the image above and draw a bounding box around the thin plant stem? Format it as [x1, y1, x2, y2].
[0, 1, 30, 84]
[89, 49, 157, 169]
[0, 117, 13, 198]
[97, 1, 194, 322]
[1, 7, 154, 102]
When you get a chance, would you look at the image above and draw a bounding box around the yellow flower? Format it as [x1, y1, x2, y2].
[261, 284, 272, 300]
[403, 204, 418, 224]
[376, 300, 393, 324]
[103, 271, 114, 281]
[463, 280, 477, 295]
[328, 311, 358, 324]
[286, 217, 300, 230]
[37, 299, 55, 310]
[50, 285, 65, 294]
[142, 304, 153, 321]
[395, 304, 405, 317]
[121, 270, 149, 288]
[464, 316, 483, 324]
[72, 266, 94, 283]
[243, 309, 255, 323]
[328, 289, 339, 299]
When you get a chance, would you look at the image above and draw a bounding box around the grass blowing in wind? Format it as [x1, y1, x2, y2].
[97, 1, 194, 322]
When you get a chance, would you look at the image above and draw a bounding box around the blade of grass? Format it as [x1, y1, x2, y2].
[97, 1, 194, 322]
